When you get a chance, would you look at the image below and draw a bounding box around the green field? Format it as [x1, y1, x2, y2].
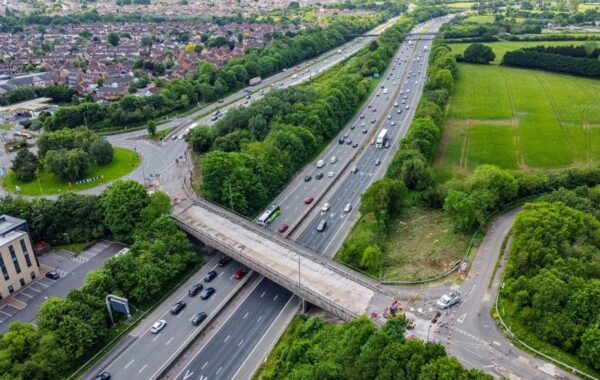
[3, 147, 141, 195]
[448, 40, 591, 63]
[447, 2, 475, 9]
[464, 14, 496, 23]
[381, 208, 469, 281]
[436, 63, 600, 172]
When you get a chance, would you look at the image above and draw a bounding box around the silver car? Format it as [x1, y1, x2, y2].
[436, 290, 461, 309]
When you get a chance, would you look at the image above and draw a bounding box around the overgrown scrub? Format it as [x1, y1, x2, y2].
[500, 196, 600, 373]
[0, 181, 201, 379]
[338, 38, 457, 275]
[256, 315, 491, 379]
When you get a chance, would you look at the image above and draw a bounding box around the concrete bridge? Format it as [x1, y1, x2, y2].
[172, 197, 393, 323]
[345, 32, 437, 38]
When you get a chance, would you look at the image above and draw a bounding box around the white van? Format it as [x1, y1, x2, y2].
[330, 156, 337, 164]
[317, 159, 325, 168]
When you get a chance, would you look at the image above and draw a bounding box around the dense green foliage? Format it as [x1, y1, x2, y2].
[258, 315, 491, 380]
[461, 43, 496, 63]
[441, 15, 543, 41]
[0, 182, 200, 379]
[0, 85, 76, 106]
[41, 13, 396, 133]
[502, 198, 600, 370]
[338, 38, 457, 275]
[502, 45, 600, 78]
[11, 148, 39, 182]
[198, 15, 421, 216]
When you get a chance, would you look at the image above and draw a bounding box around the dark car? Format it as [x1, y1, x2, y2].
[218, 256, 231, 267]
[200, 287, 215, 300]
[204, 270, 217, 282]
[45, 271, 60, 280]
[375, 158, 381, 166]
[352, 143, 359, 148]
[278, 223, 289, 233]
[191, 312, 208, 326]
[315, 172, 324, 180]
[170, 301, 186, 315]
[338, 138, 344, 144]
[94, 372, 111, 380]
[304, 175, 312, 182]
[188, 283, 203, 297]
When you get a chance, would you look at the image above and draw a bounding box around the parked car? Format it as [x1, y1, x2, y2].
[45, 271, 60, 280]
[170, 301, 186, 315]
[278, 224, 289, 233]
[234, 269, 246, 280]
[218, 256, 231, 267]
[436, 290, 461, 309]
[204, 270, 217, 282]
[188, 283, 204, 297]
[150, 320, 167, 334]
[191, 312, 208, 326]
[305, 196, 314, 204]
[200, 287, 215, 300]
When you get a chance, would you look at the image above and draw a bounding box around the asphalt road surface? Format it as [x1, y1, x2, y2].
[88, 256, 250, 379]
[170, 16, 450, 380]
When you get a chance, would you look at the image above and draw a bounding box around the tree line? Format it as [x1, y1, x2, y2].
[258, 315, 491, 379]
[0, 181, 201, 379]
[41, 13, 391, 133]
[0, 85, 76, 107]
[501, 45, 600, 80]
[501, 194, 600, 372]
[338, 38, 457, 275]
[193, 12, 433, 216]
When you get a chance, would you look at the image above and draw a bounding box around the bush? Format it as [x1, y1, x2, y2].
[463, 43, 495, 64]
[88, 138, 114, 165]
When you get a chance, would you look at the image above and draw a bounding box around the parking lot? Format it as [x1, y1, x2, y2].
[0, 240, 125, 332]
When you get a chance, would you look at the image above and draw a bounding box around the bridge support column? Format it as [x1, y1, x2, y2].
[298, 298, 311, 314]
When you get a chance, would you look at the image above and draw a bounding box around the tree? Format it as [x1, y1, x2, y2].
[463, 43, 496, 64]
[579, 328, 600, 370]
[101, 180, 150, 242]
[88, 138, 114, 165]
[107, 32, 120, 46]
[11, 148, 39, 182]
[44, 149, 90, 182]
[444, 191, 478, 232]
[188, 125, 214, 152]
[138, 191, 171, 231]
[147, 120, 157, 136]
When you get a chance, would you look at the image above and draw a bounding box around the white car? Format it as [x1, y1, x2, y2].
[321, 203, 331, 212]
[328, 171, 335, 178]
[437, 290, 461, 309]
[343, 203, 352, 213]
[150, 320, 167, 334]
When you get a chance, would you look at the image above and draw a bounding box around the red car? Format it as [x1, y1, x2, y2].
[234, 269, 246, 280]
[305, 196, 314, 204]
[278, 224, 289, 233]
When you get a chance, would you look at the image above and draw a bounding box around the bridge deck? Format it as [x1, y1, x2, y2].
[175, 201, 388, 319]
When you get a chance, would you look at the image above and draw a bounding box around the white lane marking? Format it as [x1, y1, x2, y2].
[457, 313, 466, 323]
[260, 292, 265, 298]
[273, 295, 278, 301]
[124, 359, 134, 369]
[464, 347, 483, 358]
[139, 364, 148, 373]
[0, 310, 12, 317]
[218, 271, 224, 277]
[224, 334, 230, 343]
[183, 370, 194, 380]
[216, 366, 222, 375]
[176, 310, 186, 319]
[19, 292, 33, 298]
[201, 362, 208, 370]
[238, 339, 244, 347]
[257, 315, 263, 323]
[166, 337, 174, 346]
[153, 333, 161, 342]
[493, 341, 501, 347]
[243, 312, 249, 319]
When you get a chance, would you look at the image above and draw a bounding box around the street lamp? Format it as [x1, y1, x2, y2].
[63, 232, 72, 252]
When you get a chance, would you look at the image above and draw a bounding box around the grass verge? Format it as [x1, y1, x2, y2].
[3, 147, 141, 195]
[147, 126, 176, 140]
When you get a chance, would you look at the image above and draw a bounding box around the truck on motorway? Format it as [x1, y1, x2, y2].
[383, 88, 388, 94]
[375, 129, 388, 149]
[423, 45, 428, 51]
[257, 204, 281, 227]
[249, 76, 262, 86]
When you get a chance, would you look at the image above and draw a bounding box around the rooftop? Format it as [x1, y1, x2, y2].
[0, 215, 26, 236]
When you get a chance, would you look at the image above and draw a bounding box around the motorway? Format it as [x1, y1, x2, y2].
[171, 17, 450, 380]
[94, 256, 250, 379]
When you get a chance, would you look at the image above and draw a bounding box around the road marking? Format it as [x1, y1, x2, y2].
[216, 366, 222, 375]
[28, 286, 41, 293]
[243, 312, 249, 319]
[493, 341, 501, 347]
[0, 310, 12, 317]
[153, 333, 161, 342]
[238, 339, 244, 347]
[19, 292, 33, 298]
[273, 295, 278, 301]
[201, 362, 208, 369]
[183, 370, 194, 380]
[218, 271, 224, 277]
[463, 347, 482, 358]
[176, 311, 186, 319]
[166, 337, 174, 346]
[257, 315, 263, 322]
[457, 313, 466, 323]
[124, 359, 134, 369]
[139, 364, 148, 373]
[224, 334, 230, 343]
[260, 292, 265, 298]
